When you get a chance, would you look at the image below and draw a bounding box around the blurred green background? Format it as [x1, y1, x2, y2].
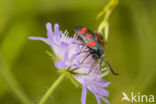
[0, 0, 156, 104]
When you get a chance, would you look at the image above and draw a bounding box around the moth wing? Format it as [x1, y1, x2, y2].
[74, 27, 87, 38]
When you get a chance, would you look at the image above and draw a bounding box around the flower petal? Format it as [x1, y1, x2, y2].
[95, 96, 101, 104]
[46, 22, 53, 41]
[55, 61, 67, 69]
[64, 49, 69, 61]
[54, 24, 61, 43]
[61, 42, 69, 49]
[98, 88, 109, 97]
[101, 96, 110, 104]
[29, 37, 52, 46]
[81, 84, 87, 104]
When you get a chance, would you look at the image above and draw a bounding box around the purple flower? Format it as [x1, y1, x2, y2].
[29, 22, 110, 104]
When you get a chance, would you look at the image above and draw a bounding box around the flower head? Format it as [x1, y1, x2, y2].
[29, 22, 110, 104]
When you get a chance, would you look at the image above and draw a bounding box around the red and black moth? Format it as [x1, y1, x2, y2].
[74, 27, 119, 75]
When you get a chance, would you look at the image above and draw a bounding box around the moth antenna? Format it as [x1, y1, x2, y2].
[101, 59, 119, 75]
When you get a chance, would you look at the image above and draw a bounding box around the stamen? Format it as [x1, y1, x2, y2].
[101, 67, 109, 71]
[100, 70, 110, 78]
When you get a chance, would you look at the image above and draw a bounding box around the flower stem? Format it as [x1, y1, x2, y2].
[97, 0, 119, 41]
[39, 73, 66, 104]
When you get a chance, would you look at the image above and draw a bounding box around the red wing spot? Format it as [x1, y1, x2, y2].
[83, 34, 92, 39]
[100, 39, 104, 43]
[82, 27, 87, 31]
[79, 31, 85, 34]
[79, 27, 87, 34]
[90, 40, 96, 46]
[101, 46, 104, 50]
[87, 41, 96, 48]
[87, 43, 93, 48]
[95, 34, 98, 40]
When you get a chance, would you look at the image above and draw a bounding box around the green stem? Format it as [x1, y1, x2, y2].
[39, 73, 66, 104]
[97, 0, 119, 41]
